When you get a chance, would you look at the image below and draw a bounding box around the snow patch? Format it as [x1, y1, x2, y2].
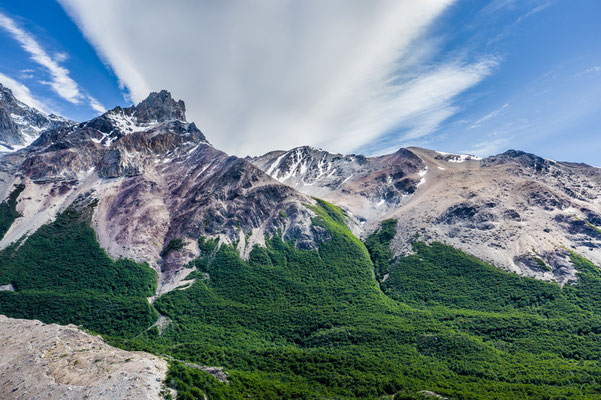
[435, 150, 482, 163]
[266, 153, 286, 175]
[416, 167, 428, 187]
[106, 111, 158, 134]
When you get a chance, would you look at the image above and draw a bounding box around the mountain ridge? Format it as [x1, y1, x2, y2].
[2, 87, 601, 399]
[0, 83, 72, 151]
[1, 86, 600, 288]
[251, 145, 601, 285]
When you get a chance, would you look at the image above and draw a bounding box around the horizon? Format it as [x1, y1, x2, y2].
[0, 1, 599, 164]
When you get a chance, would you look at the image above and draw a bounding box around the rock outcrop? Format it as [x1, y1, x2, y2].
[249, 146, 425, 231]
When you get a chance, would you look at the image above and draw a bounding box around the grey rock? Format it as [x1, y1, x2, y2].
[0, 83, 72, 149]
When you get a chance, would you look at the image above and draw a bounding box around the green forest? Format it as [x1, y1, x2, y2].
[2, 189, 601, 399]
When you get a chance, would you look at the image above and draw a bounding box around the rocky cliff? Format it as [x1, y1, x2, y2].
[2, 85, 600, 290]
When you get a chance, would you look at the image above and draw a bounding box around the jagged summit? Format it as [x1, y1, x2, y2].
[1, 84, 600, 291]
[75, 90, 205, 148]
[483, 149, 551, 172]
[133, 90, 186, 123]
[0, 88, 323, 294]
[251, 145, 601, 285]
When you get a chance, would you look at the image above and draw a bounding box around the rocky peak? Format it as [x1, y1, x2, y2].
[483, 149, 551, 173]
[72, 90, 203, 156]
[0, 83, 18, 106]
[0, 83, 72, 150]
[132, 90, 186, 123]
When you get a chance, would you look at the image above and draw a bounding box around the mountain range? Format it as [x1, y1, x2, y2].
[1, 85, 601, 399]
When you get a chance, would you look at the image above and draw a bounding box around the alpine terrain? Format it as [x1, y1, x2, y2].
[1, 89, 601, 399]
[0, 84, 72, 151]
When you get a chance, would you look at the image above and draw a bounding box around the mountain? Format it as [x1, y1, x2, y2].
[251, 146, 601, 284]
[2, 89, 601, 399]
[0, 90, 324, 293]
[0, 83, 72, 151]
[248, 146, 425, 228]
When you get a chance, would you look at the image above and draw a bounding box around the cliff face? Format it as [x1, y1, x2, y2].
[0, 91, 323, 292]
[248, 146, 426, 233]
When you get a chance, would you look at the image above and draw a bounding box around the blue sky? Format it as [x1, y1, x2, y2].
[0, 0, 600, 165]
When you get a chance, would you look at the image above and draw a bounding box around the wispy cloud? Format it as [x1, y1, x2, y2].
[60, 0, 499, 156]
[0, 11, 105, 114]
[19, 68, 35, 79]
[0, 72, 52, 113]
[575, 66, 601, 78]
[514, 2, 551, 25]
[485, 1, 553, 45]
[0, 11, 81, 103]
[463, 136, 512, 157]
[354, 57, 497, 155]
[585, 66, 601, 73]
[470, 103, 509, 128]
[87, 95, 106, 113]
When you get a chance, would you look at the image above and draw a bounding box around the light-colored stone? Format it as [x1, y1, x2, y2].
[0, 315, 168, 400]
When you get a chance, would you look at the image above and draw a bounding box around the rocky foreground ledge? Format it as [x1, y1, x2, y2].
[0, 315, 168, 399]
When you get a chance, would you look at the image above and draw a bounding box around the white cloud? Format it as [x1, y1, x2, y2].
[0, 12, 82, 104]
[0, 12, 106, 116]
[60, 0, 495, 156]
[463, 136, 512, 157]
[575, 66, 601, 78]
[20, 69, 35, 79]
[514, 2, 551, 25]
[0, 72, 51, 113]
[87, 95, 106, 113]
[470, 103, 509, 128]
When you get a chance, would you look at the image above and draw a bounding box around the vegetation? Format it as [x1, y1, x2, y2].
[585, 221, 601, 235]
[4, 200, 601, 398]
[0, 184, 25, 240]
[161, 238, 186, 257]
[117, 211, 601, 399]
[0, 207, 158, 337]
[364, 218, 397, 279]
[533, 256, 551, 271]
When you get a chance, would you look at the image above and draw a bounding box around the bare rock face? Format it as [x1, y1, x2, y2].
[249, 146, 425, 231]
[253, 146, 601, 285]
[133, 89, 186, 123]
[0, 90, 322, 292]
[0, 83, 72, 150]
[0, 314, 168, 399]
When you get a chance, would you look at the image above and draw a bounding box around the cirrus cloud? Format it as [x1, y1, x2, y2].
[0, 11, 105, 114]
